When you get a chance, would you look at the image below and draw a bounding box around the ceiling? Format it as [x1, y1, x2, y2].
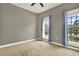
[11, 3, 62, 14]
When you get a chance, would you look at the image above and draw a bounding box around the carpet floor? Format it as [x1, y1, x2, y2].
[0, 40, 79, 56]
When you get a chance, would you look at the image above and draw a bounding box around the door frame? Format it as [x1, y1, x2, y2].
[41, 15, 52, 42]
[64, 11, 68, 47]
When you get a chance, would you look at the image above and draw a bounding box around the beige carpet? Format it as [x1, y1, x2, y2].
[0, 40, 79, 56]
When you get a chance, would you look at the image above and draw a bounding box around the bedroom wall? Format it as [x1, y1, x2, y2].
[0, 3, 37, 45]
[37, 3, 79, 44]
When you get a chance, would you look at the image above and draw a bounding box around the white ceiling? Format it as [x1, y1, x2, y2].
[11, 3, 62, 14]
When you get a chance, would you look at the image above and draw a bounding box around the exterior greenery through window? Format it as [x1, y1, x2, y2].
[67, 14, 79, 42]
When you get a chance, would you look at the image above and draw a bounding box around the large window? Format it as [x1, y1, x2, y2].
[66, 9, 79, 47]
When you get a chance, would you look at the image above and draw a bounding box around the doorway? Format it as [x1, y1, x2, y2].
[41, 16, 52, 42]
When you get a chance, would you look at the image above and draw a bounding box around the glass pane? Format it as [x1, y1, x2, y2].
[77, 16, 79, 24]
[72, 27, 77, 35]
[67, 26, 72, 29]
[77, 16, 79, 20]
[72, 16, 76, 25]
[76, 27, 79, 35]
[67, 16, 71, 23]
[68, 34, 73, 41]
[67, 22, 72, 26]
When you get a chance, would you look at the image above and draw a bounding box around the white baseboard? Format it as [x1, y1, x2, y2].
[0, 39, 36, 48]
[0, 38, 79, 51]
[50, 42, 79, 51]
[50, 42, 64, 47]
[66, 46, 79, 51]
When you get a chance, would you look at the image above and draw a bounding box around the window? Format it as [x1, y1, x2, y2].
[66, 9, 79, 47]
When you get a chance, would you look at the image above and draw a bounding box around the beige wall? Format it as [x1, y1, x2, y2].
[0, 3, 79, 45]
[37, 3, 79, 44]
[0, 4, 37, 45]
